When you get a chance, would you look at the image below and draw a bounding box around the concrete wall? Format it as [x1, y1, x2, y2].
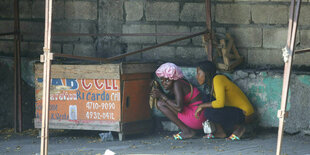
[1, 0, 310, 130]
[156, 67, 310, 133]
[1, 0, 310, 66]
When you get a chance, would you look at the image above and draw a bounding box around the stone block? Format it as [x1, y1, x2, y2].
[63, 44, 73, 55]
[0, 0, 13, 18]
[191, 26, 206, 46]
[80, 22, 97, 42]
[263, 28, 285, 49]
[125, 44, 142, 62]
[294, 52, 310, 66]
[180, 3, 206, 22]
[99, 0, 124, 33]
[19, 1, 32, 19]
[52, 43, 61, 54]
[22, 42, 44, 57]
[263, 28, 300, 49]
[300, 30, 310, 48]
[229, 27, 262, 48]
[300, 5, 310, 26]
[175, 47, 207, 65]
[216, 4, 251, 24]
[157, 25, 190, 45]
[0, 41, 14, 56]
[65, 1, 97, 20]
[176, 47, 195, 60]
[145, 2, 179, 21]
[125, 1, 143, 21]
[142, 46, 175, 62]
[20, 21, 44, 41]
[53, 0, 65, 19]
[248, 49, 283, 66]
[251, 5, 288, 24]
[96, 37, 124, 58]
[32, 0, 45, 19]
[52, 21, 80, 41]
[122, 24, 156, 44]
[74, 43, 96, 57]
[0, 20, 14, 40]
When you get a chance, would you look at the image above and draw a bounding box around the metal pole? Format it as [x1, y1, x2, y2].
[205, 0, 213, 61]
[52, 30, 207, 62]
[40, 0, 53, 154]
[13, 0, 22, 133]
[276, 1, 301, 155]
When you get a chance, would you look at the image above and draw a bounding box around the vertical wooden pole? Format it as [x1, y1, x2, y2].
[276, 1, 301, 155]
[40, 0, 53, 154]
[13, 0, 22, 133]
[205, 0, 212, 61]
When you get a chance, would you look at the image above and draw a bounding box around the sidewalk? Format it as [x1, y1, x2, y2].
[0, 128, 309, 155]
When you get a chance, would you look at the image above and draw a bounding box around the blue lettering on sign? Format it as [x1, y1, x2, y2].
[37, 78, 78, 90]
[66, 79, 78, 90]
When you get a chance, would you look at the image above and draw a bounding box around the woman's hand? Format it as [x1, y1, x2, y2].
[150, 88, 165, 100]
[195, 105, 204, 120]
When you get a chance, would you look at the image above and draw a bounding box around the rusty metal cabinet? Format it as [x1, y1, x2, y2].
[34, 63, 156, 140]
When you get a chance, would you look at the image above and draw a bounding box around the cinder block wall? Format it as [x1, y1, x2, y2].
[1, 0, 310, 66]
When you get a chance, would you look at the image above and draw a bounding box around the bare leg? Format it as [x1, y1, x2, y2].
[203, 123, 226, 138]
[157, 101, 195, 139]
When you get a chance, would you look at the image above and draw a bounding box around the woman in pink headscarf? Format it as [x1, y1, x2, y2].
[150, 62, 206, 140]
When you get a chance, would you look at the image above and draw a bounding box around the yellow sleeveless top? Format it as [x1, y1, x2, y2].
[211, 75, 254, 116]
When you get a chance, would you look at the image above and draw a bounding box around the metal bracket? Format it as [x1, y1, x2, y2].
[277, 110, 289, 119]
[282, 46, 291, 63]
[40, 47, 54, 62]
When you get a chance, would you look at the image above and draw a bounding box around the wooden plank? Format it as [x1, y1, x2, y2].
[35, 64, 120, 79]
[220, 39, 230, 65]
[217, 63, 229, 70]
[34, 118, 121, 132]
[121, 73, 152, 81]
[121, 63, 157, 74]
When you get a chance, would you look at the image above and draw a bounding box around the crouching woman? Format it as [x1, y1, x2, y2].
[150, 62, 206, 140]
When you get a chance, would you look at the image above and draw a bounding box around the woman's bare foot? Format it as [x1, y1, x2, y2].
[178, 129, 196, 139]
[232, 125, 246, 138]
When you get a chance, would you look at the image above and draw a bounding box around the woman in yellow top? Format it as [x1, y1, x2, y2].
[195, 60, 255, 140]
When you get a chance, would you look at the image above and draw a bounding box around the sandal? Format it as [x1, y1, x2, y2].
[203, 133, 215, 139]
[226, 134, 240, 141]
[173, 132, 183, 140]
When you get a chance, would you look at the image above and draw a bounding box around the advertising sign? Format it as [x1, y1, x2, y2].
[35, 78, 121, 122]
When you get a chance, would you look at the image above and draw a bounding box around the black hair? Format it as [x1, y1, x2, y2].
[197, 60, 217, 80]
[196, 60, 217, 102]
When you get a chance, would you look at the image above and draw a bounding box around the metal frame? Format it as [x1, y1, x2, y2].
[0, 0, 23, 133]
[276, 0, 310, 155]
[39, 0, 213, 154]
[19, 0, 310, 154]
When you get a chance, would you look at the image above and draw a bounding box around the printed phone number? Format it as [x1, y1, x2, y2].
[86, 102, 116, 110]
[86, 111, 115, 120]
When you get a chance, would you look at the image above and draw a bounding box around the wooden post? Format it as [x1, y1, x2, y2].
[40, 0, 53, 154]
[276, 1, 301, 155]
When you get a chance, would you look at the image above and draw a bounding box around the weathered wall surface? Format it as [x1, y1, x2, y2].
[1, 0, 310, 130]
[181, 68, 310, 133]
[0, 58, 35, 129]
[1, 0, 310, 66]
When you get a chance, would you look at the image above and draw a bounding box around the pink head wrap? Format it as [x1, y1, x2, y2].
[155, 62, 184, 80]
